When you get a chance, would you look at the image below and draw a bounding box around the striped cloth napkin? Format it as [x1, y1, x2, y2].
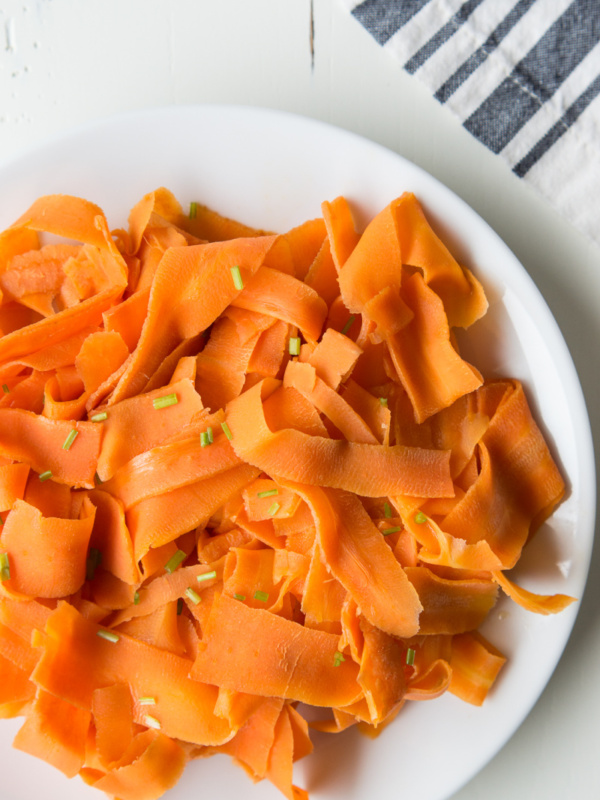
[343, 0, 600, 247]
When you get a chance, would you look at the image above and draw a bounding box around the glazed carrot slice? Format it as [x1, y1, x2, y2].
[0, 651, 34, 719]
[110, 236, 277, 403]
[231, 266, 327, 342]
[386, 272, 482, 422]
[449, 631, 506, 706]
[321, 197, 360, 272]
[0, 463, 29, 510]
[404, 566, 499, 634]
[306, 327, 362, 390]
[492, 570, 576, 614]
[127, 463, 260, 561]
[13, 688, 91, 778]
[103, 433, 241, 510]
[225, 378, 454, 498]
[191, 594, 362, 707]
[293, 484, 422, 638]
[0, 410, 101, 487]
[0, 286, 123, 367]
[32, 601, 234, 746]
[391, 193, 488, 328]
[84, 730, 187, 800]
[96, 378, 204, 481]
[1, 497, 95, 598]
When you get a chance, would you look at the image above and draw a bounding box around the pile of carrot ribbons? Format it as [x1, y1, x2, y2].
[0, 188, 574, 800]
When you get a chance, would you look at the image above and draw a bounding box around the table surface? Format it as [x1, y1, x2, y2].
[1, 2, 599, 799]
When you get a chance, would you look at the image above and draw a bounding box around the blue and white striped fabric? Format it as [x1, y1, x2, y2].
[343, 0, 600, 247]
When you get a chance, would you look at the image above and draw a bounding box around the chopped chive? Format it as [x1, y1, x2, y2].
[185, 587, 201, 605]
[207, 426, 213, 444]
[2, 384, 9, 394]
[197, 570, 217, 584]
[200, 431, 210, 447]
[97, 630, 120, 644]
[406, 648, 416, 666]
[38, 470, 52, 482]
[0, 553, 10, 582]
[143, 715, 161, 730]
[86, 548, 103, 581]
[254, 590, 269, 603]
[138, 697, 156, 706]
[288, 337, 301, 356]
[234, 593, 246, 601]
[62, 429, 79, 451]
[384, 502, 392, 519]
[379, 397, 388, 407]
[341, 315, 356, 336]
[91, 411, 107, 422]
[383, 526, 402, 536]
[153, 393, 178, 410]
[189, 201, 197, 219]
[221, 421, 233, 441]
[94, 472, 103, 484]
[333, 651, 345, 667]
[164, 549, 186, 574]
[230, 265, 244, 291]
[268, 501, 280, 516]
[0, 516, 3, 525]
[134, 591, 141, 605]
[257, 489, 279, 498]
[177, 598, 184, 615]
[414, 511, 428, 524]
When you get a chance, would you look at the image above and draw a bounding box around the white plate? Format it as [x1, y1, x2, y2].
[0, 106, 594, 800]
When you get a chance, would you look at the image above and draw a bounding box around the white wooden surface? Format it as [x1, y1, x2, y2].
[1, 2, 599, 799]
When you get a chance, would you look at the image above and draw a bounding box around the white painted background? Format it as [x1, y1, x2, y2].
[0, 2, 599, 799]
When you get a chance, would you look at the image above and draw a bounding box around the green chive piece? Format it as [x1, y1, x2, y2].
[254, 590, 269, 603]
[189, 201, 197, 219]
[197, 570, 217, 584]
[0, 516, 3, 525]
[200, 431, 210, 448]
[341, 315, 356, 336]
[406, 648, 416, 666]
[333, 651, 345, 667]
[62, 429, 79, 451]
[234, 593, 246, 601]
[39, 470, 53, 482]
[86, 548, 103, 581]
[2, 384, 9, 394]
[164, 549, 186, 574]
[207, 426, 213, 444]
[138, 697, 156, 706]
[0, 553, 10, 582]
[185, 587, 201, 605]
[94, 472, 103, 484]
[134, 591, 141, 605]
[143, 715, 161, 730]
[153, 393, 178, 410]
[383, 526, 402, 536]
[177, 598, 184, 615]
[414, 511, 428, 524]
[91, 411, 107, 422]
[379, 397, 388, 407]
[288, 337, 301, 356]
[97, 630, 120, 644]
[257, 489, 279, 498]
[230, 265, 244, 291]
[268, 501, 280, 516]
[221, 421, 233, 441]
[384, 502, 392, 518]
